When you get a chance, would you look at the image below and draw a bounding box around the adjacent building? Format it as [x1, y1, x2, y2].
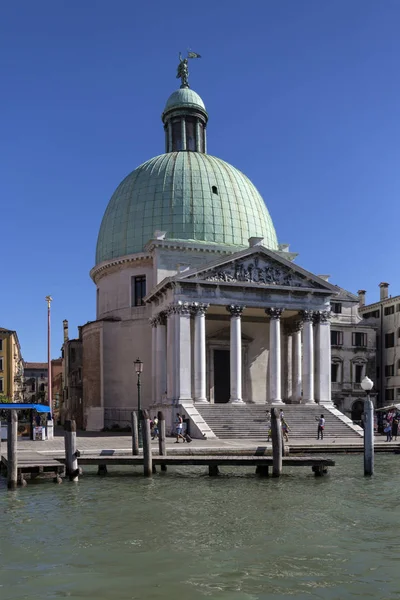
[24, 362, 48, 403]
[359, 283, 400, 408]
[329, 289, 377, 421]
[0, 328, 24, 401]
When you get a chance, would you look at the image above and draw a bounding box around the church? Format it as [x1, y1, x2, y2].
[69, 58, 375, 434]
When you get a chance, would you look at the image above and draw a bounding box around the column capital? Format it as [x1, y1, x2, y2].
[226, 304, 245, 317]
[149, 317, 158, 328]
[167, 301, 191, 316]
[155, 311, 167, 326]
[293, 320, 303, 332]
[314, 310, 332, 324]
[265, 307, 284, 320]
[300, 310, 315, 323]
[191, 302, 209, 316]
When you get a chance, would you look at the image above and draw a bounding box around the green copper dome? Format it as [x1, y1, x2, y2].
[96, 152, 278, 264]
[164, 88, 206, 112]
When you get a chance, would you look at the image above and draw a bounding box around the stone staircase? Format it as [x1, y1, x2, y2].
[196, 404, 362, 440]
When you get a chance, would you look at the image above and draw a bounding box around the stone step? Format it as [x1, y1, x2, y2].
[196, 404, 361, 440]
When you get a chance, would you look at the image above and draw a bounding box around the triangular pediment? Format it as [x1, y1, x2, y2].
[176, 246, 338, 292]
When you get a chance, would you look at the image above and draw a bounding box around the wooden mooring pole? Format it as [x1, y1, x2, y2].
[64, 420, 79, 481]
[271, 407, 282, 477]
[131, 411, 139, 456]
[141, 410, 152, 477]
[158, 411, 167, 471]
[7, 410, 18, 490]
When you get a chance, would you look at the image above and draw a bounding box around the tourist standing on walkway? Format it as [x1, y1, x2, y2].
[317, 414, 325, 440]
[384, 420, 392, 442]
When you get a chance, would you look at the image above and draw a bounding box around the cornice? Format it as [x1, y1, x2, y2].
[90, 253, 152, 283]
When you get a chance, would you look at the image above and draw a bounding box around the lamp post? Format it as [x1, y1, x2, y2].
[361, 376, 374, 476]
[45, 296, 53, 418]
[134, 358, 143, 448]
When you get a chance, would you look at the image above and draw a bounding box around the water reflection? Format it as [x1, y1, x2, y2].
[1, 455, 400, 599]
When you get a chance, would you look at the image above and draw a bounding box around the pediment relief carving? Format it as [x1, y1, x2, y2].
[189, 255, 324, 289]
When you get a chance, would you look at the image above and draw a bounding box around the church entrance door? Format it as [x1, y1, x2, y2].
[213, 349, 230, 403]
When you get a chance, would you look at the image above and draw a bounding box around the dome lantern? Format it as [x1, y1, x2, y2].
[162, 52, 208, 153]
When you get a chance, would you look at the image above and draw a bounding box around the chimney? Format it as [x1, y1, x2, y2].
[63, 319, 69, 342]
[78, 326, 83, 340]
[379, 282, 389, 301]
[358, 290, 366, 307]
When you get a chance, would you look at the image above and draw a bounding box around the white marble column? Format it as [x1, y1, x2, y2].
[150, 318, 157, 403]
[266, 308, 284, 404]
[174, 302, 192, 403]
[155, 312, 167, 402]
[283, 326, 292, 401]
[301, 311, 315, 404]
[192, 303, 209, 402]
[291, 321, 302, 403]
[166, 309, 176, 401]
[226, 305, 245, 403]
[315, 310, 333, 406]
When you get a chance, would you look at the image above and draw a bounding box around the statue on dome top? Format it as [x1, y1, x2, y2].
[177, 50, 201, 89]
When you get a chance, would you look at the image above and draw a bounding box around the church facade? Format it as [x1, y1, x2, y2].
[72, 63, 375, 433]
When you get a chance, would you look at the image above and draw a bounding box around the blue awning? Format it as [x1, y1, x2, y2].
[0, 403, 51, 413]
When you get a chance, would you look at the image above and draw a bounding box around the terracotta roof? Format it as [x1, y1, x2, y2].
[24, 362, 48, 370]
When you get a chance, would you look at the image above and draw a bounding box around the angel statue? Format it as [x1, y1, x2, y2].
[176, 51, 201, 88]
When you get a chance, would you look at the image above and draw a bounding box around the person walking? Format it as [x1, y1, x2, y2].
[151, 415, 159, 440]
[317, 414, 325, 440]
[392, 417, 399, 442]
[281, 418, 290, 442]
[175, 413, 186, 443]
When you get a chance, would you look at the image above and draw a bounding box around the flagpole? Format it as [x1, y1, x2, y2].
[45, 295, 53, 417]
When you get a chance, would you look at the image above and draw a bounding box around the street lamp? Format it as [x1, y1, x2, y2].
[134, 358, 143, 448]
[361, 376, 374, 476]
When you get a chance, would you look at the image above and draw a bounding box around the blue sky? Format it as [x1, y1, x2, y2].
[1, 0, 399, 361]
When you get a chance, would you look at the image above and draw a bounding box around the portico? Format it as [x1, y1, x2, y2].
[147, 245, 337, 408]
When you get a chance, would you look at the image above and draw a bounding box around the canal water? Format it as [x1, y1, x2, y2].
[1, 454, 399, 599]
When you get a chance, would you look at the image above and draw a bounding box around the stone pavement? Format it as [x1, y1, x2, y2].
[12, 430, 400, 455]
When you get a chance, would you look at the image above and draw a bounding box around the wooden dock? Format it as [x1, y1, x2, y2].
[1, 452, 64, 485]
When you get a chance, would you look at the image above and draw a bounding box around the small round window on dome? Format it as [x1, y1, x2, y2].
[212, 186, 218, 195]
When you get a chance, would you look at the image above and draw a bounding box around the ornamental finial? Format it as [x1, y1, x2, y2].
[176, 50, 201, 89]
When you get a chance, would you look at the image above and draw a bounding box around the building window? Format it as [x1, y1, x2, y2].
[331, 363, 339, 383]
[212, 185, 218, 195]
[355, 364, 364, 383]
[384, 305, 395, 316]
[31, 380, 35, 392]
[0, 357, 3, 371]
[352, 332, 367, 347]
[71, 348, 76, 362]
[40, 383, 45, 392]
[385, 364, 394, 377]
[331, 302, 342, 314]
[0, 378, 3, 393]
[397, 388, 400, 398]
[331, 330, 343, 346]
[132, 275, 146, 307]
[397, 304, 400, 312]
[363, 310, 380, 319]
[0, 339, 2, 351]
[397, 328, 400, 340]
[385, 332, 395, 348]
[385, 388, 395, 401]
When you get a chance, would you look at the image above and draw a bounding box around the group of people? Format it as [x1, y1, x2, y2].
[266, 410, 326, 442]
[382, 410, 399, 442]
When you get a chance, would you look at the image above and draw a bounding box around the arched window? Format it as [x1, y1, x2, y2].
[351, 359, 367, 384]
